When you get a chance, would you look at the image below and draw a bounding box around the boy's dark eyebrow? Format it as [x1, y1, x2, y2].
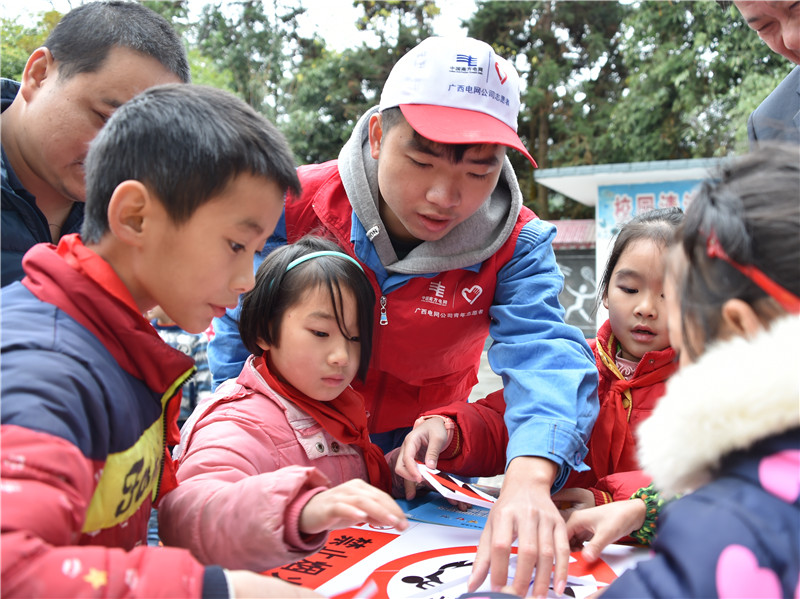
[406, 135, 443, 158]
[101, 98, 124, 110]
[406, 134, 501, 166]
[237, 218, 265, 234]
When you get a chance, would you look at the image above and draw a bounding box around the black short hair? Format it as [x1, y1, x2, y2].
[45, 1, 190, 83]
[82, 84, 300, 242]
[238, 236, 375, 382]
[676, 143, 800, 360]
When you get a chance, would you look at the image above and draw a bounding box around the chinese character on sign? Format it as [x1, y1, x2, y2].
[614, 194, 633, 223]
[636, 193, 655, 213]
[682, 191, 694, 213]
[329, 535, 374, 550]
[283, 559, 331, 576]
[659, 191, 679, 208]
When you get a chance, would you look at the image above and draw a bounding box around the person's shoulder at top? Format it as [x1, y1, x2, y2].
[515, 215, 557, 247]
[757, 65, 800, 110]
[295, 160, 341, 195]
[751, 65, 800, 141]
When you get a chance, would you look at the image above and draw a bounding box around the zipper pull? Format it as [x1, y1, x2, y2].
[380, 295, 388, 325]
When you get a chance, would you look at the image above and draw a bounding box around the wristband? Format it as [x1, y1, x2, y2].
[629, 484, 665, 545]
[413, 414, 455, 432]
[413, 415, 461, 459]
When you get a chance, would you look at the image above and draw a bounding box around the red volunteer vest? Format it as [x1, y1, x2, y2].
[285, 161, 536, 433]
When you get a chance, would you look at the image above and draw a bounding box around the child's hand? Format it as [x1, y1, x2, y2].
[394, 415, 451, 499]
[552, 487, 596, 519]
[565, 498, 647, 561]
[299, 478, 408, 535]
[385, 447, 429, 499]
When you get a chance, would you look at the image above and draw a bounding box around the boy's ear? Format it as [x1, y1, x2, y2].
[255, 338, 271, 353]
[368, 113, 384, 160]
[720, 298, 764, 339]
[106, 180, 153, 247]
[601, 293, 610, 311]
[20, 48, 56, 102]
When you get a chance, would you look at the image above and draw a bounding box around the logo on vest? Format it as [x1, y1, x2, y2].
[421, 281, 448, 307]
[461, 285, 483, 305]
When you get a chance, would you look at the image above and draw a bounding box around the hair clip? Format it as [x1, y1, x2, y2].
[705, 229, 800, 314]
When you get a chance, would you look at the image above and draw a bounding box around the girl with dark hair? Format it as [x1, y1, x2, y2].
[158, 235, 406, 572]
[569, 144, 799, 597]
[553, 208, 684, 533]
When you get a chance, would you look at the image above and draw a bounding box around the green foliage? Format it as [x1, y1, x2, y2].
[468, 1, 631, 219]
[281, 0, 440, 164]
[0, 11, 58, 81]
[465, 0, 789, 219]
[356, 0, 439, 50]
[186, 47, 236, 90]
[193, 0, 306, 120]
[605, 0, 786, 162]
[282, 43, 383, 164]
[1, 0, 791, 215]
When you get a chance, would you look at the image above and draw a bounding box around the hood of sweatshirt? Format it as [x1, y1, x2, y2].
[338, 106, 525, 275]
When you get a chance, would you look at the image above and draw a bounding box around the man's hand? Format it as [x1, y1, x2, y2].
[565, 498, 646, 562]
[467, 456, 568, 598]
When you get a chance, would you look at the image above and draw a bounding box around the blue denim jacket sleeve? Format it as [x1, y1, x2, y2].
[488, 218, 599, 492]
[207, 211, 288, 390]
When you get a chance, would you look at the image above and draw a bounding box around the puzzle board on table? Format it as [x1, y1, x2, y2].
[264, 507, 648, 599]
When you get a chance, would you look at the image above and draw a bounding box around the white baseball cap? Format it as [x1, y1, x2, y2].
[379, 36, 536, 167]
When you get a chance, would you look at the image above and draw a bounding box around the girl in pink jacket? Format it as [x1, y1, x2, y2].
[158, 236, 406, 572]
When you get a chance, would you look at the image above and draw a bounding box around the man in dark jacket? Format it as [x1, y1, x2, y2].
[0, 1, 190, 287]
[733, 1, 800, 145]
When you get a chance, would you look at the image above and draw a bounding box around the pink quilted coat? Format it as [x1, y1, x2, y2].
[158, 355, 374, 571]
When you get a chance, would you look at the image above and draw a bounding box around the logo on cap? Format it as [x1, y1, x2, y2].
[452, 54, 482, 75]
[456, 54, 478, 67]
[495, 62, 507, 84]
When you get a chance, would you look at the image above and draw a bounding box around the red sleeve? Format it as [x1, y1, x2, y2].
[0, 425, 210, 598]
[423, 389, 508, 477]
[591, 470, 653, 504]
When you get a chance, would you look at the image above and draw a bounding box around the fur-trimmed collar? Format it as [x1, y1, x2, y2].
[636, 316, 800, 498]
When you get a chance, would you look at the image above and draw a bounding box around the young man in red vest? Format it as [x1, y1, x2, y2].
[209, 36, 599, 597]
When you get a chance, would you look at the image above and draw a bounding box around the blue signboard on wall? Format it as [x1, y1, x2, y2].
[597, 179, 701, 244]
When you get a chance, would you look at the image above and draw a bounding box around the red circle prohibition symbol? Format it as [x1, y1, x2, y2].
[362, 545, 617, 597]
